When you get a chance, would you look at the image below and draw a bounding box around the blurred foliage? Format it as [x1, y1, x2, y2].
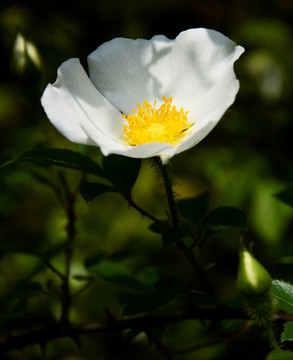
[1, 0, 293, 359]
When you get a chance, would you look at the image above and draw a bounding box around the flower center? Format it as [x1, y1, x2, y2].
[122, 96, 192, 146]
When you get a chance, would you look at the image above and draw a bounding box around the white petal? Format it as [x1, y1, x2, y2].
[87, 35, 173, 114]
[168, 28, 244, 156]
[41, 58, 123, 144]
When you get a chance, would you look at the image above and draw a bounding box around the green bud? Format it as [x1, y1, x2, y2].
[237, 242, 271, 297]
[10, 32, 42, 79]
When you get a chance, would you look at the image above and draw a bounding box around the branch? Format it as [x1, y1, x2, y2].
[0, 307, 248, 353]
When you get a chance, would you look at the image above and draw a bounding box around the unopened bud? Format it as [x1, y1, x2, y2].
[11, 32, 42, 78]
[237, 242, 271, 297]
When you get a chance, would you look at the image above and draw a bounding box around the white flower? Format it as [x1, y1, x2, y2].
[41, 28, 244, 164]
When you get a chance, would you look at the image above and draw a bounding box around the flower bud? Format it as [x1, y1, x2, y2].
[237, 242, 271, 297]
[10, 32, 42, 79]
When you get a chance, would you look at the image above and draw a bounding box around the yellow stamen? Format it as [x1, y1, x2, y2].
[122, 96, 192, 146]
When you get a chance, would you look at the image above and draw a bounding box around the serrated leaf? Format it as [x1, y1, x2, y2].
[267, 350, 293, 360]
[102, 154, 141, 193]
[122, 291, 174, 316]
[275, 184, 293, 208]
[272, 280, 293, 314]
[176, 192, 210, 225]
[282, 321, 293, 342]
[79, 182, 114, 202]
[4, 148, 105, 177]
[201, 206, 248, 230]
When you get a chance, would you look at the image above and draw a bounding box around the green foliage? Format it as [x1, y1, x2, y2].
[267, 350, 293, 360]
[79, 182, 114, 202]
[176, 191, 210, 224]
[201, 206, 248, 230]
[275, 184, 293, 208]
[1, 148, 105, 177]
[102, 154, 141, 193]
[272, 280, 293, 315]
[281, 321, 293, 342]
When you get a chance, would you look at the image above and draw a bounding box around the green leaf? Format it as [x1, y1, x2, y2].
[176, 192, 210, 224]
[87, 260, 138, 288]
[282, 321, 293, 342]
[84, 251, 106, 268]
[79, 182, 114, 202]
[122, 291, 174, 316]
[102, 154, 141, 193]
[201, 206, 248, 230]
[279, 257, 293, 265]
[267, 350, 293, 360]
[272, 280, 293, 314]
[275, 184, 293, 208]
[3, 148, 105, 177]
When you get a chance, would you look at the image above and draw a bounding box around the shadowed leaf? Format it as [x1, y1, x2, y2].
[79, 182, 114, 202]
[201, 206, 248, 230]
[2, 148, 105, 177]
[177, 192, 210, 224]
[102, 154, 141, 193]
[272, 280, 293, 314]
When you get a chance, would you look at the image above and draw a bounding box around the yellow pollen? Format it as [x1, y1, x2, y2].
[122, 96, 192, 146]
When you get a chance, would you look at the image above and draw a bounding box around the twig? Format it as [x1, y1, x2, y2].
[153, 157, 213, 292]
[124, 192, 168, 230]
[0, 307, 248, 353]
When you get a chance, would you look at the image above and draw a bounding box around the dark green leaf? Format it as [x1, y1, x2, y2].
[176, 192, 210, 224]
[42, 241, 69, 259]
[88, 260, 138, 288]
[275, 184, 293, 208]
[154, 275, 186, 295]
[79, 182, 114, 202]
[122, 291, 174, 316]
[4, 148, 105, 177]
[148, 221, 169, 235]
[201, 206, 248, 230]
[102, 154, 141, 193]
[282, 321, 293, 342]
[84, 251, 106, 268]
[72, 274, 94, 282]
[272, 280, 293, 314]
[279, 257, 293, 265]
[267, 350, 293, 360]
[162, 225, 189, 247]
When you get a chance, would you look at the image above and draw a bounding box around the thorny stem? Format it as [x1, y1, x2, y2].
[153, 157, 213, 292]
[124, 192, 168, 230]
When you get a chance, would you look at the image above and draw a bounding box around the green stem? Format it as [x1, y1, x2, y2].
[153, 157, 179, 230]
[154, 157, 213, 292]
